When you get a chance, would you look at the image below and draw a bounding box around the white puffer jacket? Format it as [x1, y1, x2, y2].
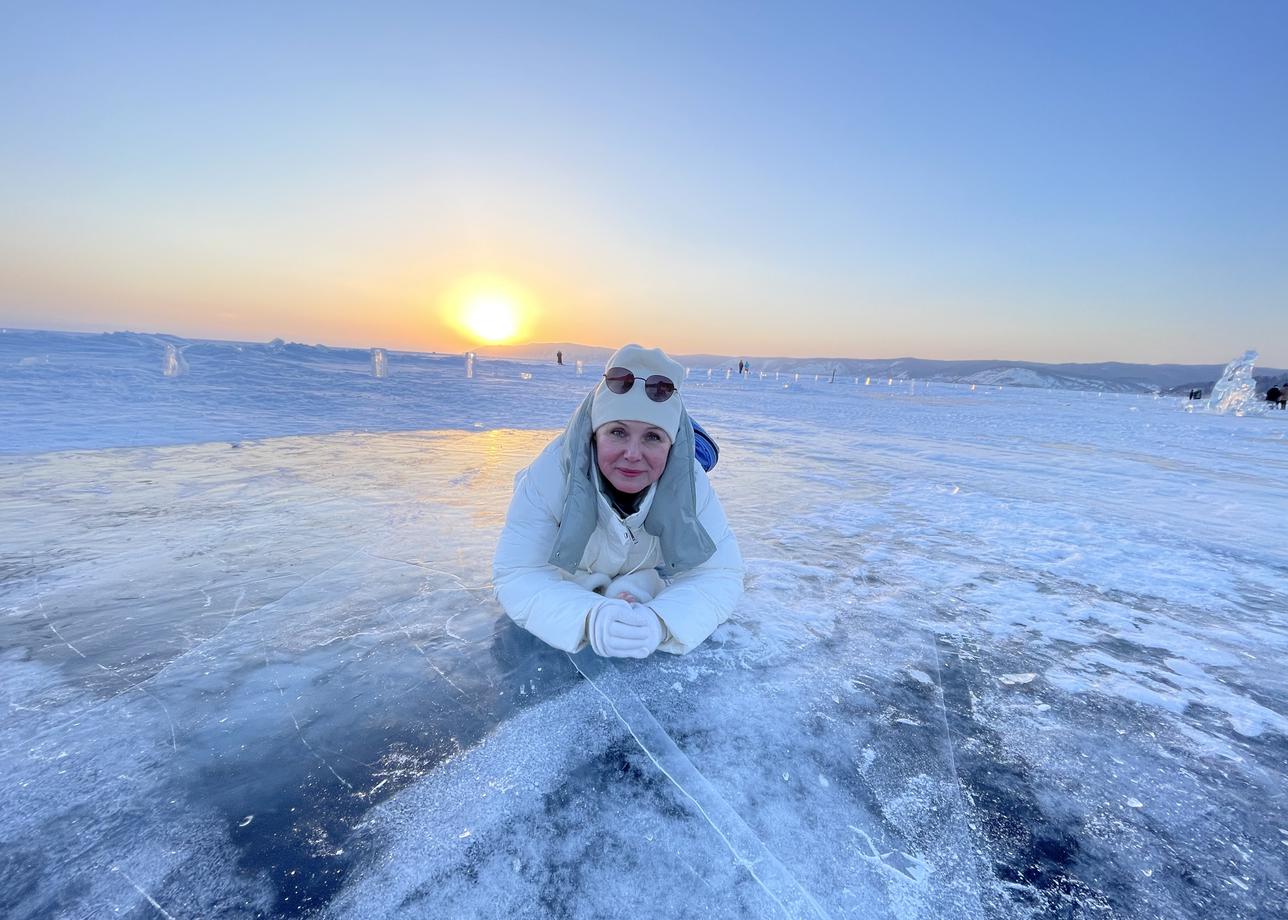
[493, 433, 744, 654]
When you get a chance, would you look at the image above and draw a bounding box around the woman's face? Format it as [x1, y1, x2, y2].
[594, 420, 672, 494]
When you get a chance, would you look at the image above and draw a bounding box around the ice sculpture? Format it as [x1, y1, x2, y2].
[1206, 349, 1260, 415]
[371, 348, 388, 378]
[163, 343, 187, 377]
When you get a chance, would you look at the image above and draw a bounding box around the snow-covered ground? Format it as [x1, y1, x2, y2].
[2, 330, 1286, 919]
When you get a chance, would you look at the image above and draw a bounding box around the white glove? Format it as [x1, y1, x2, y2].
[604, 571, 660, 605]
[588, 599, 665, 658]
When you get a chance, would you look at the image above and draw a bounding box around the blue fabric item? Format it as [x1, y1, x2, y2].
[691, 420, 719, 473]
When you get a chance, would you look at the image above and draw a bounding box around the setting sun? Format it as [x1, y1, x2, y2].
[463, 295, 519, 343]
[442, 275, 535, 346]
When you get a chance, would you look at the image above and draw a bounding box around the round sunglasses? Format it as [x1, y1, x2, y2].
[602, 366, 677, 402]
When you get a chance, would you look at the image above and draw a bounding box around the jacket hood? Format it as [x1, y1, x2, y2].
[547, 390, 716, 577]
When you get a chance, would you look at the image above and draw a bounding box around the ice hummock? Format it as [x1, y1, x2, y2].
[1206, 349, 1260, 415]
[163, 342, 188, 377]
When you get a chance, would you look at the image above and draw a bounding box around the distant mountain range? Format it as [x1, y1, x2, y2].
[476, 342, 1288, 396]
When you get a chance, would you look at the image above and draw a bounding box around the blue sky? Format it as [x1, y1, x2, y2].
[2, 1, 1285, 363]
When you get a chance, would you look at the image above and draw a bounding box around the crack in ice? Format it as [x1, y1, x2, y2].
[570, 653, 832, 920]
[271, 672, 354, 792]
[32, 583, 178, 752]
[110, 864, 177, 919]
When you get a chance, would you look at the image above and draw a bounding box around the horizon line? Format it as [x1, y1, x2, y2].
[0, 323, 1279, 372]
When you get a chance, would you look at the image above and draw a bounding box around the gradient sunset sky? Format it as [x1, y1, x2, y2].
[2, 2, 1285, 364]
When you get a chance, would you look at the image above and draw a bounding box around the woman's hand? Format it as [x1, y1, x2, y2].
[589, 599, 663, 658]
[605, 573, 656, 605]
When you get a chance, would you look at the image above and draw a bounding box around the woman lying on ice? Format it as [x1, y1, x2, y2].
[493, 344, 744, 658]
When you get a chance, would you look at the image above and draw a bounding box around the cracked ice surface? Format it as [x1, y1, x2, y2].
[2, 332, 1288, 918]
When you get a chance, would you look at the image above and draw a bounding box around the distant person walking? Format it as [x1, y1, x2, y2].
[556, 350, 564, 365]
[737, 359, 744, 375]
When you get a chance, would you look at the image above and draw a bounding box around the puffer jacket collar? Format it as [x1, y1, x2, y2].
[547, 390, 716, 577]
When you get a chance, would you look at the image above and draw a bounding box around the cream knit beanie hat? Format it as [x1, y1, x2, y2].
[590, 344, 685, 440]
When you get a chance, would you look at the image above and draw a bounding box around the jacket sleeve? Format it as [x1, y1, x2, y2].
[648, 463, 745, 654]
[492, 445, 603, 653]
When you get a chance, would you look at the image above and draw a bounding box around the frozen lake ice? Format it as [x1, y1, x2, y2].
[2, 331, 1286, 918]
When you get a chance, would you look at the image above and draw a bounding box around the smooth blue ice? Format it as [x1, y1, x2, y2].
[2, 330, 1286, 919]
